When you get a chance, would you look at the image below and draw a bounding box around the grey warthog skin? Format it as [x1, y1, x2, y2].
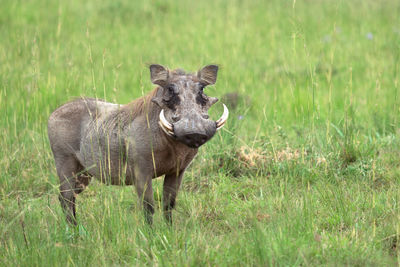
[48, 64, 228, 224]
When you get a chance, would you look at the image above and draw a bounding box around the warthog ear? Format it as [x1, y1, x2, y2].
[198, 65, 219, 85]
[150, 64, 169, 86]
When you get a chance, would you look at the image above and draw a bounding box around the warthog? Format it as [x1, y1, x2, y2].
[48, 64, 228, 224]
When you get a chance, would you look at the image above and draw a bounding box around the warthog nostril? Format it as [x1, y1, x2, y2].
[181, 133, 208, 148]
[202, 114, 209, 119]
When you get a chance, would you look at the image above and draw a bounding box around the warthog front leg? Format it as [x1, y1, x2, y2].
[163, 171, 184, 224]
[134, 174, 155, 225]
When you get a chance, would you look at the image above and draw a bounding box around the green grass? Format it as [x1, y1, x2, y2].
[1, 0, 400, 265]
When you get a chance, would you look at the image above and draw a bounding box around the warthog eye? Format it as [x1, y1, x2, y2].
[167, 84, 176, 95]
[163, 85, 180, 110]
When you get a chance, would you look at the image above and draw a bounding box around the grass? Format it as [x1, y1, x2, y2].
[1, 0, 400, 265]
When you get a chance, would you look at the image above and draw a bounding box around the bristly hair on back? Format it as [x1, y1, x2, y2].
[119, 87, 159, 121]
[98, 87, 160, 132]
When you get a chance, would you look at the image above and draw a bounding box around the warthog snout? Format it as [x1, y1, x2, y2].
[180, 133, 208, 148]
[173, 115, 216, 148]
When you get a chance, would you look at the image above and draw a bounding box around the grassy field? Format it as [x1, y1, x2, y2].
[1, 0, 400, 265]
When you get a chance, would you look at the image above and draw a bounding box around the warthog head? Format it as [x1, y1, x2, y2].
[150, 64, 229, 148]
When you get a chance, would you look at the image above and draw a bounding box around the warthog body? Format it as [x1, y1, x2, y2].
[48, 64, 228, 224]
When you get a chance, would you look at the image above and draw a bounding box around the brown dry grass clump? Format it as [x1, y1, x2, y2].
[225, 144, 309, 177]
[237, 145, 307, 167]
[237, 146, 269, 168]
[275, 147, 306, 162]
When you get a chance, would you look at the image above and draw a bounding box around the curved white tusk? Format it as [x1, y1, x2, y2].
[216, 103, 229, 130]
[159, 109, 173, 132]
[159, 121, 174, 137]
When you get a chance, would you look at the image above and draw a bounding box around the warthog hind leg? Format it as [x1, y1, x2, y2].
[75, 171, 92, 194]
[56, 156, 88, 225]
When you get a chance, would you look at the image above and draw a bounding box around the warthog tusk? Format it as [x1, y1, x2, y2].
[216, 104, 229, 130]
[159, 109, 174, 136]
[159, 121, 174, 136]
